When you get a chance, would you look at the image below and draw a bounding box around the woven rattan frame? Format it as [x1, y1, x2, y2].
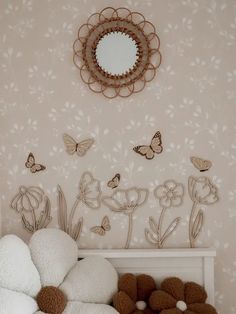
[73, 7, 162, 98]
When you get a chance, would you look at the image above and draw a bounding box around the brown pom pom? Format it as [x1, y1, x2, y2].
[119, 273, 137, 301]
[143, 308, 157, 314]
[36, 286, 67, 314]
[184, 282, 207, 304]
[149, 290, 176, 310]
[137, 274, 156, 301]
[113, 291, 136, 314]
[188, 303, 217, 314]
[162, 309, 182, 314]
[161, 277, 185, 301]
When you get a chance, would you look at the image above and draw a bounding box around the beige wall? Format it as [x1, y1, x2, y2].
[0, 0, 236, 312]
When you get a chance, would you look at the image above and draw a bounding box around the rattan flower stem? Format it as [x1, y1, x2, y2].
[157, 207, 167, 248]
[31, 208, 37, 231]
[125, 213, 133, 249]
[189, 201, 199, 248]
[68, 197, 81, 236]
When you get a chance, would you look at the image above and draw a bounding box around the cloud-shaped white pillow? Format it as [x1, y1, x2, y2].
[0, 229, 118, 314]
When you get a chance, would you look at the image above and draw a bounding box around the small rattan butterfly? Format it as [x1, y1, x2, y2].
[25, 153, 46, 173]
[190, 156, 212, 172]
[133, 131, 163, 160]
[63, 133, 94, 157]
[90, 216, 111, 236]
[107, 173, 120, 189]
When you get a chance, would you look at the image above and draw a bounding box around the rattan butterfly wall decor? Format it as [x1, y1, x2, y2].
[90, 216, 111, 236]
[25, 153, 46, 173]
[107, 174, 121, 189]
[190, 156, 212, 172]
[63, 133, 94, 157]
[133, 131, 163, 160]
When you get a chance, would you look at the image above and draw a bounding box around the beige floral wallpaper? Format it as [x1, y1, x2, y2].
[0, 0, 236, 312]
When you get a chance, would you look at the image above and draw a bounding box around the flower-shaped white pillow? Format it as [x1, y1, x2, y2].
[0, 229, 119, 314]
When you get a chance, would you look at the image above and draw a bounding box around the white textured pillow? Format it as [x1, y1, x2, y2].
[60, 255, 118, 304]
[29, 228, 78, 287]
[0, 229, 119, 314]
[0, 235, 41, 297]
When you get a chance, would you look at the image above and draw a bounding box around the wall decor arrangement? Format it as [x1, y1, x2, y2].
[63, 133, 94, 157]
[1, 1, 235, 312]
[10, 186, 52, 233]
[102, 187, 149, 248]
[73, 7, 161, 98]
[9, 175, 220, 249]
[25, 152, 46, 173]
[188, 176, 219, 248]
[145, 180, 184, 248]
[57, 171, 102, 241]
[133, 131, 163, 160]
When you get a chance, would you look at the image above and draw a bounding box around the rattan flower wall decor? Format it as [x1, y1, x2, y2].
[57, 171, 102, 241]
[188, 176, 219, 248]
[102, 187, 149, 248]
[10, 186, 52, 233]
[73, 7, 161, 98]
[145, 180, 184, 248]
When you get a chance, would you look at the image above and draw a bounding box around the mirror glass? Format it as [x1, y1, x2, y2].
[96, 31, 138, 76]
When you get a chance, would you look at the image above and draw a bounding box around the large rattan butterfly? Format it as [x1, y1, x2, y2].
[107, 173, 120, 189]
[90, 216, 111, 236]
[133, 131, 163, 160]
[63, 133, 94, 157]
[190, 156, 212, 172]
[25, 153, 46, 173]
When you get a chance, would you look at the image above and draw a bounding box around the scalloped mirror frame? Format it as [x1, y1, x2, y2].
[73, 7, 162, 99]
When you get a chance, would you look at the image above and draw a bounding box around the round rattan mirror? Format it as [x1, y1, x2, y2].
[73, 7, 162, 99]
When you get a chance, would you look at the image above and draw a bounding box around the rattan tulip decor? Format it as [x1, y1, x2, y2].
[188, 176, 219, 248]
[73, 7, 162, 98]
[10, 186, 52, 233]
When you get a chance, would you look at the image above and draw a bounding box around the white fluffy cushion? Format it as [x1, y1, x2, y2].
[29, 229, 78, 287]
[60, 256, 118, 303]
[0, 235, 41, 297]
[64, 301, 119, 314]
[0, 287, 38, 314]
[0, 229, 119, 314]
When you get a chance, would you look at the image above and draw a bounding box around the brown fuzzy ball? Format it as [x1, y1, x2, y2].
[36, 286, 67, 314]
